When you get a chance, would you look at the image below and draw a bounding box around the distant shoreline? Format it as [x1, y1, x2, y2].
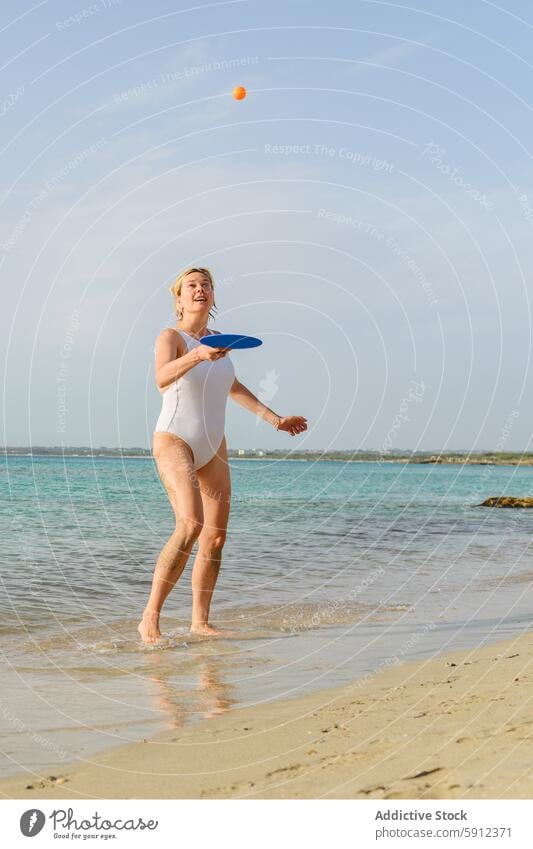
[3, 451, 533, 466]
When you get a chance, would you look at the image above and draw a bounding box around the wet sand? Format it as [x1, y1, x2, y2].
[1, 630, 532, 800]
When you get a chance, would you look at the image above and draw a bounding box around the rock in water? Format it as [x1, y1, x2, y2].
[478, 496, 533, 508]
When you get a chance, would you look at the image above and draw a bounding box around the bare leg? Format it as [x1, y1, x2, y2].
[190, 537, 225, 635]
[190, 436, 233, 636]
[138, 433, 203, 644]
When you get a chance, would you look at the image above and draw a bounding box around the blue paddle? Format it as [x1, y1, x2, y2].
[199, 333, 262, 350]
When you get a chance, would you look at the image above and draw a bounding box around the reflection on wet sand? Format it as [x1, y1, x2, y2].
[143, 651, 237, 729]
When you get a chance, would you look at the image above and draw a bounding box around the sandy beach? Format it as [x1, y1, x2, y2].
[2, 630, 532, 800]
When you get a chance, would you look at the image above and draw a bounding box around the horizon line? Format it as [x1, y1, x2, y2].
[2, 447, 532, 455]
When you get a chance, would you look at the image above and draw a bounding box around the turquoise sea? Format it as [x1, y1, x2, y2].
[2, 456, 533, 778]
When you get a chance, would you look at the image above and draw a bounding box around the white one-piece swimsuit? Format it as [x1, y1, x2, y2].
[154, 328, 235, 470]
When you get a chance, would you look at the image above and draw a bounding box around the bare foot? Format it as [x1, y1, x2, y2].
[138, 610, 162, 644]
[189, 623, 237, 638]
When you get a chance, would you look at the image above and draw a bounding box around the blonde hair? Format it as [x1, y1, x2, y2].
[169, 267, 217, 320]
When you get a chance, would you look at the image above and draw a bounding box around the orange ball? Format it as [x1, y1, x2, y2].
[233, 85, 246, 100]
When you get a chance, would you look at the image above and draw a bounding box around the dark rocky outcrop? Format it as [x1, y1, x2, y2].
[478, 496, 533, 508]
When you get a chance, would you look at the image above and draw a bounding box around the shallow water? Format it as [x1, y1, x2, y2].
[1, 456, 533, 777]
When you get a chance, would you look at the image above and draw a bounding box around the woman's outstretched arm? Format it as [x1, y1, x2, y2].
[229, 378, 308, 435]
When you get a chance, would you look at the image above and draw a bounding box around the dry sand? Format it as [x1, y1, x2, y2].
[2, 630, 533, 800]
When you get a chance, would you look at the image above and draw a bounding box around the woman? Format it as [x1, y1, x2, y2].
[138, 267, 308, 643]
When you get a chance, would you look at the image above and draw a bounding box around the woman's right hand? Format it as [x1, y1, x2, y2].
[195, 344, 229, 362]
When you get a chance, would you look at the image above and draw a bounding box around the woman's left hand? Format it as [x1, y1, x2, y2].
[276, 415, 308, 436]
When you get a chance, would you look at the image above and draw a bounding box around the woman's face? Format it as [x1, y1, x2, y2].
[177, 272, 214, 318]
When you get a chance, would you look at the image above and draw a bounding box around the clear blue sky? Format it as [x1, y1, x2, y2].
[2, 0, 533, 451]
